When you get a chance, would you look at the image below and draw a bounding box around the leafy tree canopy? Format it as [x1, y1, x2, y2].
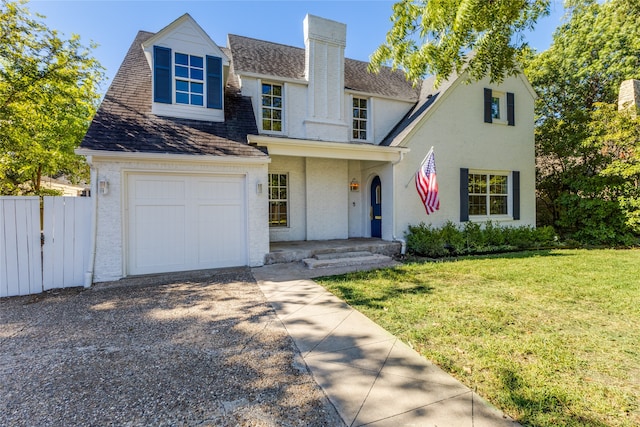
[369, 0, 550, 86]
[0, 0, 104, 195]
[525, 0, 640, 244]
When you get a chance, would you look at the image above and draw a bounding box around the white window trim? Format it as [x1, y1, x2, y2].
[268, 172, 290, 228]
[351, 95, 371, 143]
[490, 90, 508, 125]
[468, 170, 513, 222]
[259, 80, 286, 135]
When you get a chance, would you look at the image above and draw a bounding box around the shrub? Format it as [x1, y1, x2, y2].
[405, 221, 558, 257]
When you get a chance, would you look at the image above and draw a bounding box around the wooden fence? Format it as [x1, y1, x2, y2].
[1, 196, 92, 298]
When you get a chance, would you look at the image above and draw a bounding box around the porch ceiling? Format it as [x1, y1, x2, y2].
[248, 135, 409, 162]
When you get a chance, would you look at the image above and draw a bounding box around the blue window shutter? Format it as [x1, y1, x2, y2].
[512, 170, 520, 220]
[484, 88, 493, 123]
[460, 168, 469, 222]
[507, 92, 515, 126]
[153, 46, 172, 104]
[206, 56, 222, 109]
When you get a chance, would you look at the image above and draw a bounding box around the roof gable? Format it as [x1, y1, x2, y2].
[80, 31, 265, 158]
[142, 13, 229, 66]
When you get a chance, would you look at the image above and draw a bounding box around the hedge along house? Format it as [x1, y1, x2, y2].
[78, 13, 536, 282]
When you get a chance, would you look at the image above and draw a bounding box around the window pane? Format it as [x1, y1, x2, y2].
[272, 121, 282, 132]
[469, 195, 486, 215]
[175, 66, 189, 78]
[263, 119, 271, 130]
[491, 97, 500, 119]
[280, 174, 287, 186]
[262, 84, 272, 95]
[272, 109, 281, 120]
[191, 94, 203, 105]
[175, 53, 188, 65]
[490, 196, 508, 215]
[360, 110, 367, 119]
[191, 82, 203, 94]
[353, 98, 359, 108]
[360, 99, 367, 108]
[273, 97, 282, 108]
[262, 97, 272, 107]
[176, 80, 189, 92]
[190, 68, 203, 80]
[176, 92, 189, 104]
[359, 130, 367, 140]
[490, 175, 508, 194]
[353, 108, 360, 118]
[272, 85, 282, 96]
[190, 55, 203, 68]
[353, 129, 359, 139]
[263, 108, 271, 119]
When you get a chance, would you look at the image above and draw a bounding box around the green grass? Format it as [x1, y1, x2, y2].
[316, 249, 640, 427]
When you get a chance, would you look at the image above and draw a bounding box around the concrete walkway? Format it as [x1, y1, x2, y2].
[253, 262, 520, 427]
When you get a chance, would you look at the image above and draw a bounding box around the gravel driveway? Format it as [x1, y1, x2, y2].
[0, 268, 343, 426]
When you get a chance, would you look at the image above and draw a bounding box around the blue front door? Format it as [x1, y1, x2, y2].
[371, 176, 382, 238]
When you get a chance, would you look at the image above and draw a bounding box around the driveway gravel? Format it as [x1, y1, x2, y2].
[0, 268, 343, 426]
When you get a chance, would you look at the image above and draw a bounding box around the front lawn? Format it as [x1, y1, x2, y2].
[316, 249, 640, 427]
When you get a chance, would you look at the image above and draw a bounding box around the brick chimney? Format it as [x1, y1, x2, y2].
[618, 79, 640, 114]
[303, 14, 347, 141]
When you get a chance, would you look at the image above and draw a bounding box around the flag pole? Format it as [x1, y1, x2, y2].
[405, 146, 434, 188]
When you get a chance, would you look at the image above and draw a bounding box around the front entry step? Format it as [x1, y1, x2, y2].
[303, 251, 393, 269]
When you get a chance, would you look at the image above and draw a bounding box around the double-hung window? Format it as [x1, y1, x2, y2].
[460, 169, 520, 221]
[152, 45, 223, 111]
[262, 83, 283, 132]
[468, 173, 509, 216]
[352, 97, 368, 140]
[268, 173, 288, 227]
[175, 53, 204, 106]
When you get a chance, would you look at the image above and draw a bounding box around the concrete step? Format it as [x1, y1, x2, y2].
[303, 253, 393, 269]
[313, 251, 374, 260]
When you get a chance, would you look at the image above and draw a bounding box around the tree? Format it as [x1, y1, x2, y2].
[525, 0, 640, 244]
[369, 0, 550, 85]
[0, 0, 103, 195]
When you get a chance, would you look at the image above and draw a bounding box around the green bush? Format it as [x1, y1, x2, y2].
[405, 221, 558, 257]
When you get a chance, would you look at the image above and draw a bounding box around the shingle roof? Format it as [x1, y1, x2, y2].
[380, 75, 458, 147]
[228, 34, 420, 101]
[81, 31, 266, 158]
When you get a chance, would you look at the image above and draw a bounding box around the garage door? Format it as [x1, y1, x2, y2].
[127, 173, 247, 275]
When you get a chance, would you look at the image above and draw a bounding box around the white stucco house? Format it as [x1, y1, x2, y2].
[78, 13, 536, 282]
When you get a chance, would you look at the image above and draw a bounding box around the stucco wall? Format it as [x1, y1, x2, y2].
[90, 157, 269, 282]
[393, 74, 536, 238]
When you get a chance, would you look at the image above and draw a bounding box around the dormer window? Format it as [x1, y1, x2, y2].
[175, 53, 204, 106]
[152, 45, 222, 111]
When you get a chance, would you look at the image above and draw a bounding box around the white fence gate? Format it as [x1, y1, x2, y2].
[1, 196, 92, 298]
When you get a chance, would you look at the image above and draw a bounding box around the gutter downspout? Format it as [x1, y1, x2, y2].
[391, 152, 407, 255]
[84, 158, 98, 288]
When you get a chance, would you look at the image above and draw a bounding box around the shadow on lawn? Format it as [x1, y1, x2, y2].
[498, 367, 610, 427]
[406, 248, 574, 264]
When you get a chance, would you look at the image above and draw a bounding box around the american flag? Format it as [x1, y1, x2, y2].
[415, 149, 440, 214]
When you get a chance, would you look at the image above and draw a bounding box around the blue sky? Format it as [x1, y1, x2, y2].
[29, 0, 568, 93]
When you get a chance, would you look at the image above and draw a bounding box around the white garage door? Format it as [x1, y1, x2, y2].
[127, 173, 247, 275]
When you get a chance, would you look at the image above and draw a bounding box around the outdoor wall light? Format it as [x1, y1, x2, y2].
[256, 182, 263, 194]
[98, 179, 109, 195]
[349, 178, 360, 192]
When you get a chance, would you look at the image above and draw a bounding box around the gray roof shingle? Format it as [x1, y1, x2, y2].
[81, 31, 266, 158]
[228, 34, 420, 101]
